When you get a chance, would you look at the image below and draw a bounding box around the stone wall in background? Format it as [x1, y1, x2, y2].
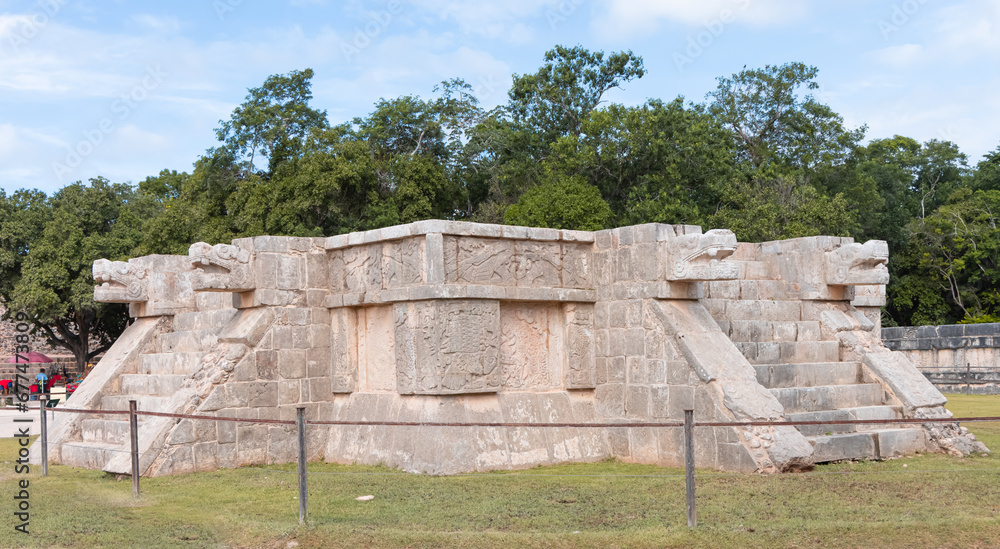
[882, 324, 1000, 394]
[0, 305, 62, 357]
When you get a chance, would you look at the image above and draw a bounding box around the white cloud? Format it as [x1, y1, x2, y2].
[594, 0, 806, 39]
[871, 43, 923, 68]
[406, 0, 562, 42]
[930, 0, 1000, 61]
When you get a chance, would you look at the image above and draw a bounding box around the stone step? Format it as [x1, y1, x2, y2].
[872, 428, 929, 458]
[725, 320, 823, 343]
[157, 330, 218, 353]
[101, 394, 172, 412]
[785, 405, 903, 436]
[59, 440, 125, 470]
[172, 309, 238, 332]
[755, 362, 862, 389]
[80, 418, 136, 445]
[736, 341, 840, 365]
[808, 428, 928, 462]
[769, 383, 884, 413]
[138, 352, 206, 376]
[120, 374, 187, 396]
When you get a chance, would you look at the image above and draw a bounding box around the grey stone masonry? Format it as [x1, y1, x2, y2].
[882, 323, 1000, 394]
[31, 221, 988, 476]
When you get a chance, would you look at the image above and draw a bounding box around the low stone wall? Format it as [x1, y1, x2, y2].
[882, 324, 1000, 394]
[0, 305, 62, 357]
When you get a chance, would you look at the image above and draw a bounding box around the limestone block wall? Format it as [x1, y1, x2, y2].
[882, 324, 1000, 394]
[35, 221, 987, 477]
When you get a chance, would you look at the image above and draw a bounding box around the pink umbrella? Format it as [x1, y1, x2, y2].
[5, 351, 53, 363]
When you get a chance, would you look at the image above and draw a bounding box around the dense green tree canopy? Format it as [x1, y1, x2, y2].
[3, 46, 998, 333]
[0, 179, 154, 370]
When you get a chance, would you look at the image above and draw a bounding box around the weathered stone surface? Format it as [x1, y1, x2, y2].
[860, 350, 947, 413]
[93, 259, 148, 302]
[665, 229, 739, 281]
[826, 240, 889, 286]
[44, 220, 986, 478]
[189, 241, 255, 292]
[394, 300, 501, 394]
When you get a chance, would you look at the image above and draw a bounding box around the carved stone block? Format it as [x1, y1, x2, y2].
[394, 299, 501, 394]
[330, 308, 358, 393]
[826, 240, 889, 286]
[188, 242, 254, 292]
[665, 229, 739, 281]
[514, 241, 561, 287]
[381, 238, 424, 290]
[561, 243, 592, 288]
[449, 237, 514, 285]
[564, 303, 596, 389]
[500, 303, 560, 391]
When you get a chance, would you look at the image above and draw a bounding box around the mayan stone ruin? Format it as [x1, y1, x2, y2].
[31, 221, 988, 476]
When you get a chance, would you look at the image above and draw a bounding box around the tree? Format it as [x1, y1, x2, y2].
[0, 179, 151, 372]
[912, 139, 968, 219]
[508, 45, 645, 143]
[707, 62, 865, 173]
[707, 175, 856, 243]
[215, 68, 329, 178]
[889, 188, 1000, 325]
[504, 173, 611, 231]
[542, 98, 733, 227]
[972, 144, 1000, 192]
[465, 45, 646, 218]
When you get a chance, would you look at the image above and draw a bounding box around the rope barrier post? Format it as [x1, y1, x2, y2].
[129, 400, 140, 499]
[684, 409, 696, 529]
[297, 406, 308, 525]
[40, 395, 48, 477]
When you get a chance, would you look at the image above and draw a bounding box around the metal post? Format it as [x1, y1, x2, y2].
[129, 400, 139, 498]
[297, 406, 308, 524]
[684, 409, 696, 528]
[965, 362, 971, 394]
[39, 395, 48, 477]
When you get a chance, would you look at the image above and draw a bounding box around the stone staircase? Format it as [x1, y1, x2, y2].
[727, 315, 929, 463]
[60, 310, 232, 470]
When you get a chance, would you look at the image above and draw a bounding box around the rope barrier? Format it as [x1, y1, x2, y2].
[38, 406, 1000, 428]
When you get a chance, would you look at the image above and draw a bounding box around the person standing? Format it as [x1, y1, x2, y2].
[35, 368, 48, 394]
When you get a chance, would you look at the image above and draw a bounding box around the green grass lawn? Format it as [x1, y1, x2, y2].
[1, 393, 998, 549]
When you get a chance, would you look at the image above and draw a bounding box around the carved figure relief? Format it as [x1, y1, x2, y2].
[342, 245, 382, 294]
[188, 242, 254, 292]
[452, 238, 514, 285]
[564, 303, 596, 388]
[93, 259, 148, 302]
[395, 300, 501, 394]
[381, 239, 424, 289]
[514, 242, 561, 287]
[500, 304, 558, 390]
[826, 240, 890, 285]
[666, 229, 739, 281]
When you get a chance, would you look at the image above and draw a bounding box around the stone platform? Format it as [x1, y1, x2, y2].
[31, 221, 987, 475]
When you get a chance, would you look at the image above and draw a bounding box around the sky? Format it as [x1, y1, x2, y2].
[1, 0, 998, 197]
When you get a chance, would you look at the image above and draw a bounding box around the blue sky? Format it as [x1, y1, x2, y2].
[2, 0, 998, 196]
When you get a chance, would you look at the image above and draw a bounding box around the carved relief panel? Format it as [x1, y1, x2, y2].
[394, 299, 501, 394]
[499, 304, 562, 391]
